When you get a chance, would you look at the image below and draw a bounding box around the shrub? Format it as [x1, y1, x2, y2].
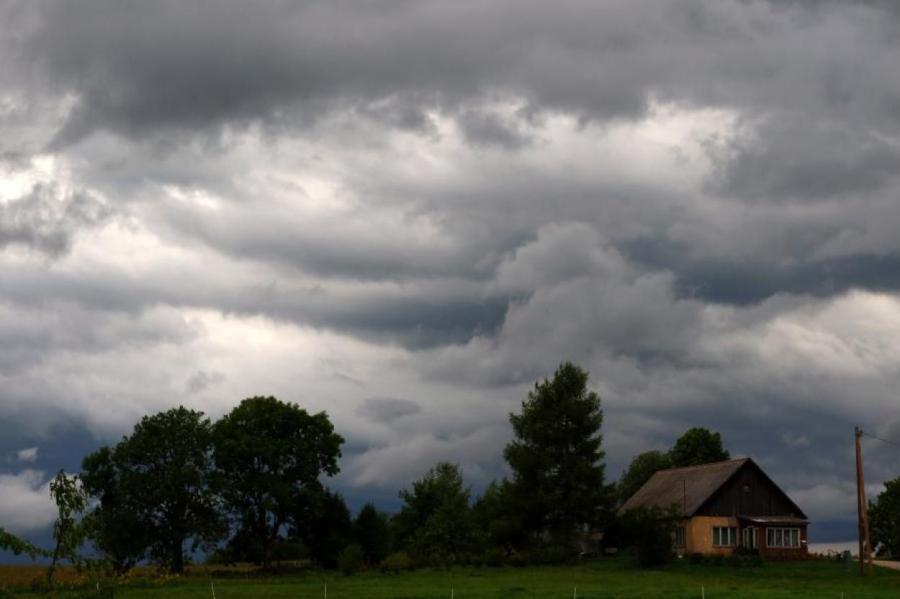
[507, 552, 527, 568]
[482, 547, 506, 567]
[619, 507, 677, 568]
[708, 554, 725, 567]
[381, 551, 414, 573]
[688, 552, 704, 565]
[522, 544, 573, 565]
[338, 544, 364, 576]
[732, 548, 763, 568]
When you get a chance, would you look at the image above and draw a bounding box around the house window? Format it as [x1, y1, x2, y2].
[712, 526, 737, 546]
[674, 526, 685, 547]
[766, 527, 800, 548]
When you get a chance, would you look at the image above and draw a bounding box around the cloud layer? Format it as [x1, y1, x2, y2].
[2, 0, 900, 544]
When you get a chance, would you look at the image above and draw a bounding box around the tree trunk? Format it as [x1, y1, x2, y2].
[171, 537, 184, 574]
[46, 541, 61, 585]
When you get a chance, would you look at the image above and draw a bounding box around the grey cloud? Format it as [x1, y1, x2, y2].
[9, 0, 896, 148]
[356, 397, 422, 423]
[708, 119, 900, 202]
[456, 108, 532, 150]
[627, 237, 900, 305]
[0, 254, 508, 350]
[426, 222, 703, 387]
[186, 370, 225, 394]
[0, 184, 113, 257]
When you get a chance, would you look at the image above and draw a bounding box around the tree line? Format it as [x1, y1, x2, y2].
[0, 363, 733, 577]
[15, 361, 894, 579]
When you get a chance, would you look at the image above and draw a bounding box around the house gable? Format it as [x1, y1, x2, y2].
[695, 460, 807, 519]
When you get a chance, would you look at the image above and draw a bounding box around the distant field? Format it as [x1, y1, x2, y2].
[3, 558, 900, 598]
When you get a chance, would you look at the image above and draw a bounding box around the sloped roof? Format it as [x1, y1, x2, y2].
[619, 458, 749, 517]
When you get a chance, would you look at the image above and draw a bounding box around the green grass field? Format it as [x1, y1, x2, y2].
[3, 558, 900, 598]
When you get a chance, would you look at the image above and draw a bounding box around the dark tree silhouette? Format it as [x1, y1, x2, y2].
[213, 396, 343, 569]
[504, 362, 613, 543]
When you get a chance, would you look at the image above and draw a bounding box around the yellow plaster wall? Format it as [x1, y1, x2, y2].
[681, 516, 740, 555]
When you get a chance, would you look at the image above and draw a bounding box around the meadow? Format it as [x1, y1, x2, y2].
[3, 558, 900, 598]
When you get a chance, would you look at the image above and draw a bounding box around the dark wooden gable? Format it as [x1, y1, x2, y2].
[696, 460, 806, 518]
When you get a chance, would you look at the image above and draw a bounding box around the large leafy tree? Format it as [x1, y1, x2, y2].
[617, 450, 672, 505]
[668, 427, 730, 468]
[504, 362, 612, 542]
[80, 447, 151, 574]
[292, 488, 353, 569]
[213, 396, 343, 569]
[393, 462, 475, 566]
[81, 407, 222, 573]
[870, 477, 900, 558]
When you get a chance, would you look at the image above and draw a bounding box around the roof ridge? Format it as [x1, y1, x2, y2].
[655, 457, 748, 474]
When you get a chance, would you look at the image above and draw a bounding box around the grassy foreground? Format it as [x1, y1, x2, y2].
[3, 558, 900, 598]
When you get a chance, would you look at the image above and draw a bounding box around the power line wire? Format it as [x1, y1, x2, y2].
[861, 431, 900, 449]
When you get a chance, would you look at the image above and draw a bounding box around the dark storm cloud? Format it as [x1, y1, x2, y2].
[0, 257, 509, 350]
[10, 0, 896, 147]
[708, 119, 900, 202]
[625, 238, 900, 305]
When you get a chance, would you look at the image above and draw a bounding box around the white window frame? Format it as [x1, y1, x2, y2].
[766, 527, 800, 548]
[674, 526, 685, 547]
[712, 526, 737, 547]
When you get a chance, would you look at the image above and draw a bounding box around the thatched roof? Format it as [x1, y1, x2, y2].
[619, 458, 749, 517]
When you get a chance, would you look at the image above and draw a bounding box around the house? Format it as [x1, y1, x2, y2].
[619, 458, 809, 559]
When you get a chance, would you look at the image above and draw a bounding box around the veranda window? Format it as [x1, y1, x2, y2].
[766, 527, 800, 548]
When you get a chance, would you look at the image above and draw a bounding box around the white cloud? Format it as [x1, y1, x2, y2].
[15, 447, 38, 463]
[0, 470, 56, 534]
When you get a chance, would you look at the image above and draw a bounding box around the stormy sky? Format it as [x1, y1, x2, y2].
[2, 0, 900, 548]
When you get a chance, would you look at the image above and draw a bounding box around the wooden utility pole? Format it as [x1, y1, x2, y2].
[855, 426, 874, 575]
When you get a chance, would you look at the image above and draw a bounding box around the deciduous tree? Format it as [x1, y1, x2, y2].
[617, 450, 672, 505]
[213, 396, 343, 569]
[870, 477, 900, 558]
[80, 447, 151, 574]
[81, 407, 222, 573]
[668, 427, 730, 468]
[394, 462, 475, 566]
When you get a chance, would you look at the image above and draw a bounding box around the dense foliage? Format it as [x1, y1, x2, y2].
[668, 427, 730, 468]
[504, 362, 613, 545]
[213, 397, 344, 569]
[82, 407, 222, 573]
[393, 462, 477, 567]
[870, 476, 900, 558]
[618, 506, 678, 567]
[354, 504, 391, 566]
